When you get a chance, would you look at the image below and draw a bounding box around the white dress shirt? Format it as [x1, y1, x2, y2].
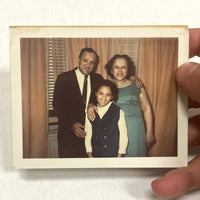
[75, 68, 91, 111]
[85, 102, 128, 154]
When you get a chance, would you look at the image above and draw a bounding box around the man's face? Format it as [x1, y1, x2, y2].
[79, 51, 96, 75]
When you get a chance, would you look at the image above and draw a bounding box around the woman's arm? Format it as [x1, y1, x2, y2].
[140, 87, 155, 149]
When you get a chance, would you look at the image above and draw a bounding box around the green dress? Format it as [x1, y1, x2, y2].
[114, 82, 147, 157]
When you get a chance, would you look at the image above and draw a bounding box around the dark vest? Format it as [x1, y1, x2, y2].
[90, 103, 120, 157]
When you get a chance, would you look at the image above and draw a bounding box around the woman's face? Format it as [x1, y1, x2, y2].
[111, 58, 128, 81]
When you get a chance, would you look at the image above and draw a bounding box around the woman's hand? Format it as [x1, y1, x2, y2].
[130, 75, 143, 87]
[87, 103, 98, 121]
[146, 132, 155, 150]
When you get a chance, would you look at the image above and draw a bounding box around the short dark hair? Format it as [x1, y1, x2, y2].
[79, 47, 99, 72]
[95, 80, 119, 102]
[105, 54, 136, 79]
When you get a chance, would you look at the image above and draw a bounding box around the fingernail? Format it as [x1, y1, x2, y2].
[177, 63, 199, 83]
[152, 177, 163, 185]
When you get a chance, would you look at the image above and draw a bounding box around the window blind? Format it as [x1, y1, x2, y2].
[48, 38, 68, 111]
[109, 38, 140, 76]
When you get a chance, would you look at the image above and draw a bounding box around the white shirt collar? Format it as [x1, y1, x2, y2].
[97, 102, 112, 119]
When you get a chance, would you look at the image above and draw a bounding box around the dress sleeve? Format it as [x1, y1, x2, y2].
[85, 116, 93, 153]
[118, 110, 128, 154]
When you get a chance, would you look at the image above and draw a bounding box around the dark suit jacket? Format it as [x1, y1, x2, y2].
[53, 68, 104, 158]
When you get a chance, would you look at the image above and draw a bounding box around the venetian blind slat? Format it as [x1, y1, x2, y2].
[48, 38, 68, 111]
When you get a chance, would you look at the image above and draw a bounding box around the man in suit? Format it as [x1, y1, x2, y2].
[53, 48, 104, 158]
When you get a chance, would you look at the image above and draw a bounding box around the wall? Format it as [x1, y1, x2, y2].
[1, 1, 200, 199]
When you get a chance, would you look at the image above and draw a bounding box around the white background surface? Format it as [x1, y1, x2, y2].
[1, 0, 200, 199]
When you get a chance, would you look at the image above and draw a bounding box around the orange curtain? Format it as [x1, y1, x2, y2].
[140, 38, 178, 156]
[67, 38, 109, 79]
[67, 38, 86, 70]
[21, 38, 48, 158]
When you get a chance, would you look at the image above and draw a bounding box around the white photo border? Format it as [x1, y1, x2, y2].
[10, 26, 189, 169]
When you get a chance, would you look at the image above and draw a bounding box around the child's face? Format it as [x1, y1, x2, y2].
[96, 86, 113, 108]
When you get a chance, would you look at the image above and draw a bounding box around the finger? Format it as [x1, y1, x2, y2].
[75, 132, 86, 138]
[88, 112, 94, 121]
[90, 112, 95, 121]
[75, 133, 82, 138]
[136, 80, 140, 87]
[79, 124, 85, 129]
[151, 154, 200, 198]
[189, 28, 200, 58]
[188, 115, 200, 147]
[176, 62, 200, 102]
[80, 132, 86, 138]
[187, 154, 200, 189]
[74, 130, 82, 137]
[74, 127, 84, 136]
[75, 123, 85, 130]
[91, 108, 97, 121]
[188, 97, 200, 108]
[87, 107, 97, 121]
[77, 128, 86, 137]
[75, 122, 83, 127]
[137, 79, 143, 88]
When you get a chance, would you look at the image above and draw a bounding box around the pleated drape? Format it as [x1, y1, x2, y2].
[140, 38, 178, 156]
[67, 38, 109, 79]
[21, 38, 48, 158]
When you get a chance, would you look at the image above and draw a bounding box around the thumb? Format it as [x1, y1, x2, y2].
[151, 154, 200, 198]
[176, 62, 200, 102]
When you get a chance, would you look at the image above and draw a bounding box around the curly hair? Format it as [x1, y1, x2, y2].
[78, 47, 99, 73]
[95, 80, 119, 102]
[105, 54, 136, 79]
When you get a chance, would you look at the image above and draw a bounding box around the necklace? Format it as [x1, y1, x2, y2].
[116, 79, 128, 87]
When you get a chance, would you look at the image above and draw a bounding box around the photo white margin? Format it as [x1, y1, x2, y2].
[10, 26, 189, 169]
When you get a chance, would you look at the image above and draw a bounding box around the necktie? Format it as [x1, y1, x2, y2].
[82, 75, 88, 110]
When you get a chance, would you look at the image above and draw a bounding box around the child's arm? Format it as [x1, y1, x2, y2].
[85, 116, 93, 157]
[118, 110, 128, 156]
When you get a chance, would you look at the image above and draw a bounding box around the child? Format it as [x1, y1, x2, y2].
[85, 80, 128, 157]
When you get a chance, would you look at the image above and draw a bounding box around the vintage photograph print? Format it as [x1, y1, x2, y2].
[10, 26, 188, 168]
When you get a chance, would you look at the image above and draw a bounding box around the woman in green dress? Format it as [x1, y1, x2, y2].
[105, 54, 154, 156]
[88, 54, 154, 156]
